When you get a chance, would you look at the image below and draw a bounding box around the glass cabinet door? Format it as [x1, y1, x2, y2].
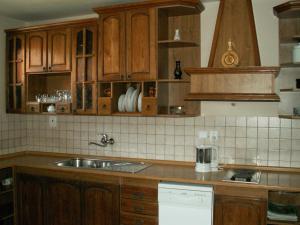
[72, 25, 97, 114]
[6, 34, 25, 113]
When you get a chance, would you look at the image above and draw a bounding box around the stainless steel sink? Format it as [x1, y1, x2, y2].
[55, 158, 150, 173]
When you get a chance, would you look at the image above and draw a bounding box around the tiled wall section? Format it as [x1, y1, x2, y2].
[26, 115, 300, 168]
[0, 114, 27, 154]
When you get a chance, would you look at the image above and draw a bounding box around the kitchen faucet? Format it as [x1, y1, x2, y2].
[89, 134, 114, 147]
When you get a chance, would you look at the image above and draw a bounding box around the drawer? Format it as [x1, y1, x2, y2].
[121, 212, 157, 225]
[98, 97, 111, 115]
[121, 199, 158, 216]
[56, 103, 71, 114]
[142, 98, 157, 116]
[121, 185, 157, 202]
[26, 102, 40, 113]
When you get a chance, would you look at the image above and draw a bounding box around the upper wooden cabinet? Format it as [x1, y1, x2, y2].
[98, 7, 157, 81]
[26, 28, 71, 73]
[6, 33, 26, 113]
[71, 24, 98, 114]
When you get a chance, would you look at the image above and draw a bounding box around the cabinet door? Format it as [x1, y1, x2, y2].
[126, 8, 157, 80]
[72, 25, 98, 114]
[45, 179, 81, 225]
[16, 173, 44, 225]
[82, 182, 119, 225]
[99, 12, 126, 81]
[48, 28, 71, 72]
[214, 195, 267, 225]
[6, 33, 25, 113]
[26, 31, 47, 73]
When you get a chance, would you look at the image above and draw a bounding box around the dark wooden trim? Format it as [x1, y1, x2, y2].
[185, 93, 280, 102]
[273, 0, 300, 18]
[94, 0, 204, 14]
[5, 18, 98, 33]
[184, 67, 280, 75]
[208, 0, 225, 67]
[247, 0, 261, 66]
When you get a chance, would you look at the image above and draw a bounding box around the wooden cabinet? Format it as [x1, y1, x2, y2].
[98, 8, 156, 81]
[16, 173, 44, 225]
[72, 24, 98, 114]
[0, 168, 14, 225]
[214, 195, 267, 225]
[45, 178, 81, 225]
[274, 1, 300, 119]
[82, 181, 119, 225]
[26, 29, 71, 73]
[120, 178, 158, 225]
[6, 33, 26, 113]
[16, 172, 119, 225]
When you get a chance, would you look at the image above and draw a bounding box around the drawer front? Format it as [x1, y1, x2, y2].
[121, 199, 158, 216]
[98, 98, 111, 115]
[56, 103, 71, 114]
[142, 98, 157, 116]
[27, 103, 40, 113]
[121, 185, 157, 202]
[121, 212, 157, 225]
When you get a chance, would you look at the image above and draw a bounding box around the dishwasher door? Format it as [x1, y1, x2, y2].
[158, 182, 213, 225]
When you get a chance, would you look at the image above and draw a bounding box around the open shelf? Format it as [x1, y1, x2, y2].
[157, 4, 203, 17]
[267, 220, 300, 225]
[279, 115, 300, 119]
[158, 40, 198, 48]
[157, 79, 190, 83]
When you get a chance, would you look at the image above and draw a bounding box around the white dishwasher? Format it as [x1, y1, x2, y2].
[158, 182, 213, 225]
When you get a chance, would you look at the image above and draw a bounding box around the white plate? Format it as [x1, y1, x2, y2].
[118, 94, 125, 112]
[129, 89, 138, 112]
[125, 87, 134, 112]
[138, 92, 142, 112]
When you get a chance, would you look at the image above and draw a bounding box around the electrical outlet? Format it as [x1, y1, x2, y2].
[49, 116, 57, 128]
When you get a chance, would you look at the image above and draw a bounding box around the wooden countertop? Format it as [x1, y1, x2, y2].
[1, 152, 300, 192]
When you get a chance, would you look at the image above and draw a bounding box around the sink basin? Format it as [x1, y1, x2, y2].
[55, 158, 150, 173]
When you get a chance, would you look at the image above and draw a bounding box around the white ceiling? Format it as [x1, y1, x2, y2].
[0, 0, 140, 21]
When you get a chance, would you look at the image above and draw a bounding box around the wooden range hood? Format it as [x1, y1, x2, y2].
[185, 0, 280, 102]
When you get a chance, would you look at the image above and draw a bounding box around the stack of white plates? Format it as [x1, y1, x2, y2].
[118, 87, 142, 113]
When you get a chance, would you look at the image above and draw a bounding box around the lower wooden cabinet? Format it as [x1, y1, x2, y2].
[16, 173, 119, 225]
[214, 195, 267, 225]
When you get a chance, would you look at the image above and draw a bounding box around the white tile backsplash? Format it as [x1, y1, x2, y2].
[1, 114, 300, 168]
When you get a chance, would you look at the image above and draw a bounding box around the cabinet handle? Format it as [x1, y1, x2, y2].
[127, 74, 132, 79]
[131, 192, 144, 200]
[146, 105, 151, 111]
[133, 206, 145, 213]
[48, 66, 52, 71]
[43, 67, 46, 71]
[102, 104, 107, 109]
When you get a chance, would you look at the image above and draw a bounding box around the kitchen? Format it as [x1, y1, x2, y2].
[0, 0, 300, 225]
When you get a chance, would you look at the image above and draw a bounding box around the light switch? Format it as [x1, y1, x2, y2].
[49, 116, 57, 128]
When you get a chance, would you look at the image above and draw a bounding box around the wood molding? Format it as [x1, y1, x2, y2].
[5, 18, 98, 33]
[273, 0, 300, 18]
[184, 67, 280, 76]
[94, 0, 204, 14]
[208, 0, 261, 67]
[185, 93, 280, 102]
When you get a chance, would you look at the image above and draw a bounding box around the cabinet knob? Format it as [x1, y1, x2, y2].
[48, 66, 52, 71]
[31, 107, 35, 112]
[61, 107, 65, 112]
[146, 105, 151, 110]
[127, 74, 132, 79]
[43, 67, 46, 71]
[102, 104, 107, 109]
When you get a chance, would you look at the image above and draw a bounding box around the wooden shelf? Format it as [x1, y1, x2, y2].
[279, 115, 300, 119]
[274, 1, 300, 18]
[158, 40, 198, 48]
[185, 93, 280, 102]
[280, 88, 300, 92]
[112, 112, 142, 116]
[267, 219, 300, 225]
[157, 113, 199, 117]
[157, 79, 190, 83]
[281, 63, 300, 68]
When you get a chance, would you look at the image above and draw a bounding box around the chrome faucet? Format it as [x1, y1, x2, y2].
[89, 134, 115, 147]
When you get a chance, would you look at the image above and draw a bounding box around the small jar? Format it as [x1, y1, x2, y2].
[293, 43, 300, 63]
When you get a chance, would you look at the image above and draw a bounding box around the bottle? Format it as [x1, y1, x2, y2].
[174, 61, 182, 79]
